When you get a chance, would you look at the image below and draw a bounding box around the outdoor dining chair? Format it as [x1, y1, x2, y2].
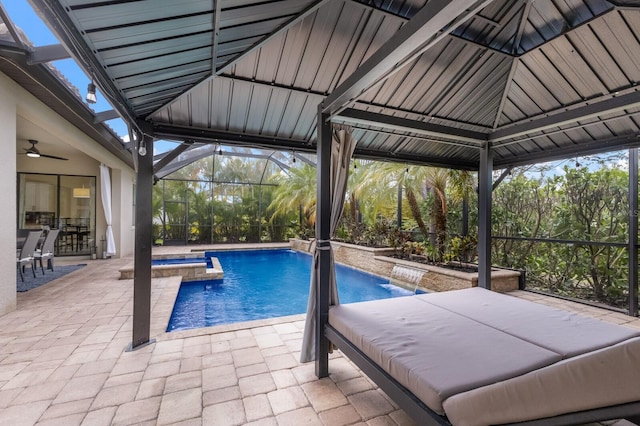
[34, 229, 59, 274]
[17, 231, 42, 282]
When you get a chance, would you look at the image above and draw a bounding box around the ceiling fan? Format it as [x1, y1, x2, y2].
[22, 140, 68, 160]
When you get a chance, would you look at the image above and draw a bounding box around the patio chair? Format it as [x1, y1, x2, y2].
[17, 231, 42, 282]
[34, 229, 59, 274]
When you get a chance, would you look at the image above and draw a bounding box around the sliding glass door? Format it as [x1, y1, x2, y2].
[18, 173, 96, 256]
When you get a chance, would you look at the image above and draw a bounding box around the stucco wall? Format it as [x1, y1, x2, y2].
[0, 74, 17, 315]
[7, 72, 135, 259]
[1, 70, 136, 314]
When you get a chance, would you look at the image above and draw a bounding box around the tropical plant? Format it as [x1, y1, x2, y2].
[267, 163, 317, 236]
[153, 152, 298, 244]
[491, 162, 630, 308]
[446, 235, 478, 264]
[352, 162, 428, 237]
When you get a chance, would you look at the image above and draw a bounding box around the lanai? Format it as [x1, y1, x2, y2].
[25, 0, 640, 364]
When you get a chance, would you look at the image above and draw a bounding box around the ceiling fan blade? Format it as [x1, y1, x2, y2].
[22, 140, 67, 160]
[40, 153, 68, 161]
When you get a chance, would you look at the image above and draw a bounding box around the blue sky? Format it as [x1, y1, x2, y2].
[4, 1, 174, 153]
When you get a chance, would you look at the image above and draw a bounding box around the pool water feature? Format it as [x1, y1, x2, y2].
[167, 249, 419, 331]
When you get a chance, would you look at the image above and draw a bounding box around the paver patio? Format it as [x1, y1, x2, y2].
[1, 247, 639, 425]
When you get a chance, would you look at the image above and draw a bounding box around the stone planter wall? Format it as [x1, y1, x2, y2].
[289, 239, 520, 293]
[290, 239, 397, 278]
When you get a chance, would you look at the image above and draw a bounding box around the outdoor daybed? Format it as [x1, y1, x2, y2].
[326, 288, 640, 425]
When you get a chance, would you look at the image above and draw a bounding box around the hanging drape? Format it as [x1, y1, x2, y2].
[300, 124, 356, 363]
[99, 163, 116, 256]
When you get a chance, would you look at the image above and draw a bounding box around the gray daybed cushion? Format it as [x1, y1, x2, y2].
[415, 288, 640, 357]
[443, 336, 640, 426]
[328, 296, 561, 415]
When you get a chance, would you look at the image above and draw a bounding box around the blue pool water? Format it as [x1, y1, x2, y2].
[167, 249, 416, 331]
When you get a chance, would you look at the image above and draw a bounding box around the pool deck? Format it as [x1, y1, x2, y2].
[0, 244, 639, 425]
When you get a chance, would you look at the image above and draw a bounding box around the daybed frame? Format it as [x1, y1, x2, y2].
[326, 325, 640, 426]
[316, 288, 640, 426]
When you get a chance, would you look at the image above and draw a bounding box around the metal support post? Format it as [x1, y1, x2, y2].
[629, 148, 638, 316]
[397, 183, 403, 228]
[258, 186, 263, 242]
[128, 134, 155, 351]
[316, 105, 332, 377]
[478, 143, 493, 289]
[462, 197, 469, 236]
[184, 190, 189, 245]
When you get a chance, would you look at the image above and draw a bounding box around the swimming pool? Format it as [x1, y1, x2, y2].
[167, 249, 417, 331]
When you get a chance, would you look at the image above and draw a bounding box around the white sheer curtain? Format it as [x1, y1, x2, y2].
[99, 164, 116, 256]
[300, 125, 356, 363]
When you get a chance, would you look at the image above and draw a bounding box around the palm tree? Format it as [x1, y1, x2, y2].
[422, 168, 448, 257]
[354, 162, 475, 259]
[268, 163, 317, 233]
[350, 160, 399, 225]
[267, 158, 474, 254]
[353, 162, 430, 240]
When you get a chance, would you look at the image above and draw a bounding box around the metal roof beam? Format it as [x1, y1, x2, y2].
[346, 0, 410, 20]
[220, 73, 491, 130]
[27, 43, 71, 64]
[155, 145, 296, 179]
[448, 34, 514, 58]
[292, 152, 315, 167]
[93, 110, 120, 124]
[346, 0, 511, 57]
[154, 146, 211, 179]
[494, 133, 640, 168]
[349, 0, 497, 28]
[353, 101, 492, 132]
[0, 3, 27, 50]
[336, 108, 486, 144]
[153, 140, 194, 174]
[153, 124, 313, 152]
[490, 91, 640, 143]
[211, 0, 221, 73]
[497, 110, 640, 149]
[492, 0, 532, 129]
[472, 13, 501, 28]
[322, 0, 495, 117]
[492, 166, 513, 190]
[511, 0, 533, 55]
[153, 123, 477, 169]
[354, 147, 477, 170]
[219, 74, 327, 97]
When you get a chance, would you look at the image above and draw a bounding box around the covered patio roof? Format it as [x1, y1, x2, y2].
[26, 0, 640, 171]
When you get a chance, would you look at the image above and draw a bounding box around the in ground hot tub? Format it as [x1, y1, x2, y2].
[119, 253, 223, 281]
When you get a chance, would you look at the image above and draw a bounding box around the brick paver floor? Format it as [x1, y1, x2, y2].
[1, 248, 639, 425]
